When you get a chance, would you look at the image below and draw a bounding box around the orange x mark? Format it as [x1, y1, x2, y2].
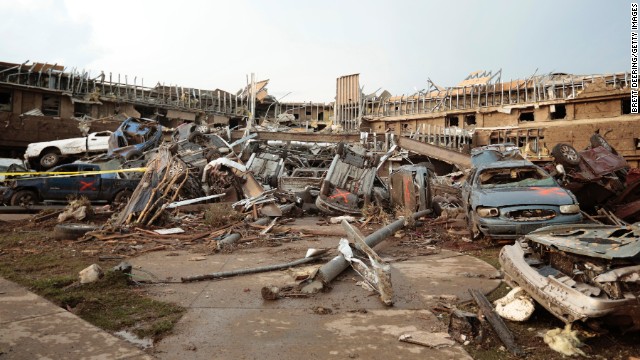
[80, 180, 97, 191]
[329, 188, 351, 203]
[529, 187, 565, 197]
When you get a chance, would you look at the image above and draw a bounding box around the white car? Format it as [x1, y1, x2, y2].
[24, 131, 112, 169]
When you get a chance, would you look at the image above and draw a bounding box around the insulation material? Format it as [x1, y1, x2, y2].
[543, 325, 586, 357]
[493, 287, 535, 322]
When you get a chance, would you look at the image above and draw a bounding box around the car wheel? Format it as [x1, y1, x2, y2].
[113, 190, 133, 207]
[551, 143, 581, 167]
[53, 223, 99, 240]
[10, 190, 38, 206]
[39, 151, 60, 169]
[125, 150, 143, 161]
[467, 210, 483, 240]
[590, 133, 617, 154]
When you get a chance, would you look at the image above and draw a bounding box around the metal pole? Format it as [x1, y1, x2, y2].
[182, 254, 323, 282]
[315, 210, 431, 284]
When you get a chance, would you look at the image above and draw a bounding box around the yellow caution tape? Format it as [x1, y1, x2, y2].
[0, 167, 148, 178]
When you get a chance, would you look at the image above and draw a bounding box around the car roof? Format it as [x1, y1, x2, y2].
[475, 159, 538, 171]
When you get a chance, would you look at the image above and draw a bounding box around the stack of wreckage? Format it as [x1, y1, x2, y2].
[2, 114, 640, 356]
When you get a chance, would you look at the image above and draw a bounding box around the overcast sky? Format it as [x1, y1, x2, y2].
[0, 0, 629, 102]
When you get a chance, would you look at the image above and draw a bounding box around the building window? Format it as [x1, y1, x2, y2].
[550, 104, 566, 120]
[622, 98, 632, 114]
[42, 95, 60, 116]
[306, 110, 312, 116]
[519, 111, 534, 122]
[465, 114, 476, 125]
[446, 115, 459, 127]
[0, 90, 11, 112]
[318, 111, 324, 121]
[74, 103, 91, 117]
[293, 113, 299, 120]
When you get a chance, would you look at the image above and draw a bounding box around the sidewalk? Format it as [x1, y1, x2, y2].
[0, 277, 152, 359]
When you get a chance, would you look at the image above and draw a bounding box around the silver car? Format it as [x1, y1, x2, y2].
[500, 223, 640, 331]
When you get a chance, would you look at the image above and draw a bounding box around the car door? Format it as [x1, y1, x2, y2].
[44, 164, 81, 200]
[77, 165, 101, 200]
[87, 131, 112, 152]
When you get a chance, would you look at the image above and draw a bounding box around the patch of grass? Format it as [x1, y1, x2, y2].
[0, 229, 184, 340]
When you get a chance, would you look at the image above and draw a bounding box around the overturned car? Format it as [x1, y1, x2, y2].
[500, 223, 640, 331]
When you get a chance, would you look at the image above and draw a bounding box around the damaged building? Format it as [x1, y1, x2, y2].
[0, 61, 335, 158]
[356, 70, 640, 167]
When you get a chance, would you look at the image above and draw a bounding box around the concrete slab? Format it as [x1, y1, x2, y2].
[152, 308, 472, 360]
[132, 236, 500, 359]
[0, 277, 153, 360]
[0, 278, 65, 323]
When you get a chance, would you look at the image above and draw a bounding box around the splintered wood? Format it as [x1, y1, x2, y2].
[114, 147, 191, 226]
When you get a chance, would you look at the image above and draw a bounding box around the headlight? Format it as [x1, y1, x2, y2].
[476, 207, 499, 217]
[559, 204, 580, 214]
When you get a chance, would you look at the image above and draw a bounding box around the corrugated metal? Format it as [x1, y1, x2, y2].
[335, 74, 361, 131]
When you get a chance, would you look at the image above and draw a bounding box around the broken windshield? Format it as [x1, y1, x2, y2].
[478, 166, 555, 189]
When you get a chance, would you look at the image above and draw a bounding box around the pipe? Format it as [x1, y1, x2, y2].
[181, 254, 323, 282]
[217, 233, 241, 249]
[316, 209, 431, 284]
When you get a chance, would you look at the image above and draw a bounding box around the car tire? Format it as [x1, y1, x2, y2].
[53, 223, 99, 240]
[551, 143, 581, 167]
[39, 150, 60, 169]
[10, 190, 38, 206]
[113, 189, 133, 207]
[590, 133, 617, 154]
[125, 150, 143, 160]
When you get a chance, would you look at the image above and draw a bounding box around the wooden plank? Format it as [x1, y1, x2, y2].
[469, 289, 525, 356]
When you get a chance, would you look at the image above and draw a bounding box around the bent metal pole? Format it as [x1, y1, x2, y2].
[317, 209, 432, 284]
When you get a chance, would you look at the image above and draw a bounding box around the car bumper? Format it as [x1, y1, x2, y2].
[499, 240, 640, 328]
[476, 211, 582, 239]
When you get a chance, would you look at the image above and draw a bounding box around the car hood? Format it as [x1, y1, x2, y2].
[473, 186, 575, 207]
[526, 223, 640, 260]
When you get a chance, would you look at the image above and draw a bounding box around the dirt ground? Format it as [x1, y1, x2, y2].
[1, 210, 639, 359]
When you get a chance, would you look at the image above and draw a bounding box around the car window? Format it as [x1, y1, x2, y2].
[478, 167, 556, 189]
[51, 165, 79, 173]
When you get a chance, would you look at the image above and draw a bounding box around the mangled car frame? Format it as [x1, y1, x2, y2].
[500, 223, 640, 331]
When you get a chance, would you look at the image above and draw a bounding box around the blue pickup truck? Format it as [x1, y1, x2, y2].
[2, 163, 139, 206]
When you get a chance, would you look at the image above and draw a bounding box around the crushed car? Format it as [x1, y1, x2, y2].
[24, 131, 112, 170]
[462, 144, 582, 240]
[108, 117, 163, 160]
[315, 144, 378, 215]
[549, 134, 629, 212]
[388, 164, 433, 212]
[500, 223, 640, 331]
[548, 134, 640, 224]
